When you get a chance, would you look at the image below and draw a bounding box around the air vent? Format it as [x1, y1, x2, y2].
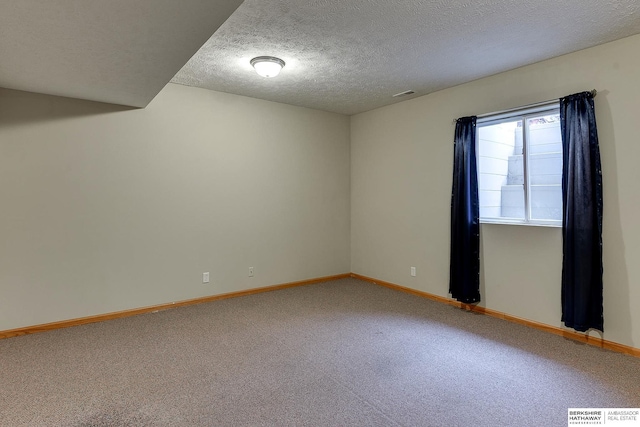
[392, 90, 415, 98]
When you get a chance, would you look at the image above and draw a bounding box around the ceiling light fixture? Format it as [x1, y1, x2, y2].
[250, 56, 285, 78]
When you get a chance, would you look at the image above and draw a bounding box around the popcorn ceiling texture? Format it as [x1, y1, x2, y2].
[1, 1, 638, 112]
[172, 0, 640, 115]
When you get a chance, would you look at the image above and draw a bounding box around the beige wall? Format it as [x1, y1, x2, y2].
[2, 34, 639, 351]
[0, 83, 351, 330]
[351, 34, 640, 348]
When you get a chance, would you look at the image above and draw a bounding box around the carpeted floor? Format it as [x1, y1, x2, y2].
[1, 278, 638, 426]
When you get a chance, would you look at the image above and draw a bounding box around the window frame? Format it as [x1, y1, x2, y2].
[476, 102, 563, 228]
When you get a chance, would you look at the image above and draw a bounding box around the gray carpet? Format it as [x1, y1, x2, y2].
[1, 278, 638, 426]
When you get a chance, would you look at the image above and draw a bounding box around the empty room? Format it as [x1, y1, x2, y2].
[1, 1, 639, 426]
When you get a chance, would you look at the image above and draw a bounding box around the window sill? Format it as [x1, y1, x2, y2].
[480, 219, 562, 228]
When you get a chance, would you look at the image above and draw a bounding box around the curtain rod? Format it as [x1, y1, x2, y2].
[452, 89, 597, 125]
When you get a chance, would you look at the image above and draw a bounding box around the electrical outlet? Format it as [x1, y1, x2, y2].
[249, 267, 254, 277]
[203, 272, 210, 283]
[410, 267, 416, 277]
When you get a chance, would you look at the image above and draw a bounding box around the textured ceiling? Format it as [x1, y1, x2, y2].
[2, 1, 639, 114]
[172, 0, 640, 115]
[0, 0, 243, 107]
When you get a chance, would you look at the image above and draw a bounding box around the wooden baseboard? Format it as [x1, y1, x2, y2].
[351, 273, 640, 358]
[0, 273, 351, 340]
[4, 272, 639, 358]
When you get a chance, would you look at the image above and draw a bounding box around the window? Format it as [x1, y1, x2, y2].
[477, 103, 562, 226]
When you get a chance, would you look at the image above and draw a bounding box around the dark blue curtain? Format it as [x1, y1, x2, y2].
[560, 91, 603, 332]
[449, 116, 480, 304]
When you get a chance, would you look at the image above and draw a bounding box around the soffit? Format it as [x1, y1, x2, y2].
[0, 0, 243, 107]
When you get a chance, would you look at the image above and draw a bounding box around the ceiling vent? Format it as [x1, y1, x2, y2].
[392, 90, 415, 98]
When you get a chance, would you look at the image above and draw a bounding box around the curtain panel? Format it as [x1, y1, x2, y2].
[560, 91, 604, 332]
[449, 116, 481, 304]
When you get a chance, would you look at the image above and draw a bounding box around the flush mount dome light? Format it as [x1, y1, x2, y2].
[250, 56, 285, 78]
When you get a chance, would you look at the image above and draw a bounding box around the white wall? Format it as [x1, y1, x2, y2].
[351, 34, 640, 348]
[0, 83, 351, 331]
